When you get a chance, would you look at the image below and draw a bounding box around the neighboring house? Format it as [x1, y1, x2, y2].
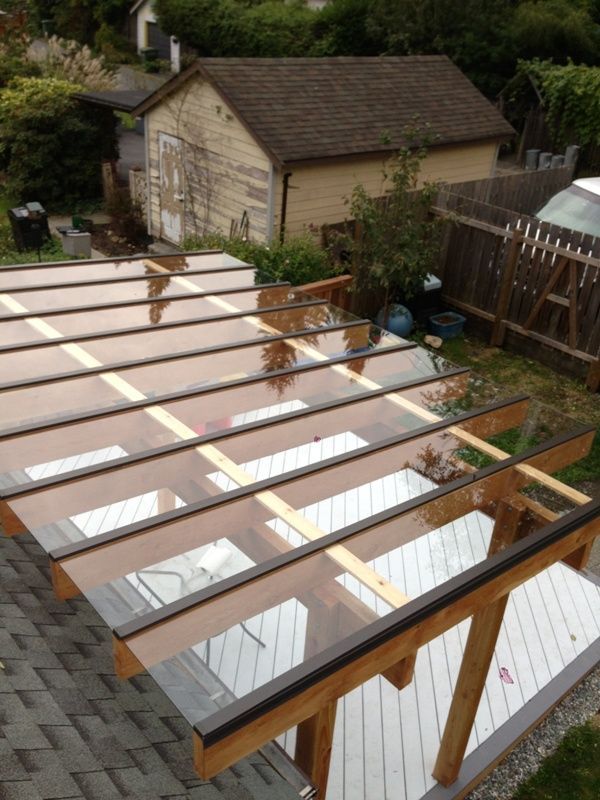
[130, 0, 180, 72]
[132, 56, 515, 246]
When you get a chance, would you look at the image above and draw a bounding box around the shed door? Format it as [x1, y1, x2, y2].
[158, 133, 184, 245]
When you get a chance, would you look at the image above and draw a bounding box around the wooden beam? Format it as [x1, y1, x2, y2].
[0, 499, 27, 536]
[522, 256, 568, 331]
[432, 499, 526, 787]
[50, 559, 80, 601]
[113, 634, 146, 680]
[336, 593, 416, 691]
[192, 507, 599, 779]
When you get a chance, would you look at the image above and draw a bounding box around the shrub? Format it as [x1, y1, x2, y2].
[182, 232, 339, 286]
[27, 35, 117, 91]
[0, 77, 118, 208]
[0, 35, 40, 88]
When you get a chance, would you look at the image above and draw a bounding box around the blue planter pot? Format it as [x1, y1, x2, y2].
[375, 304, 414, 338]
[429, 311, 466, 339]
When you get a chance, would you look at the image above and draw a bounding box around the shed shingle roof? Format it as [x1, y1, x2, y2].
[134, 56, 515, 165]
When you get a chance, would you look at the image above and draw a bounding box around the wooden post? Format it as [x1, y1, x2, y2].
[568, 260, 578, 351]
[295, 701, 337, 799]
[295, 601, 339, 798]
[491, 227, 524, 346]
[432, 498, 526, 787]
[586, 359, 600, 393]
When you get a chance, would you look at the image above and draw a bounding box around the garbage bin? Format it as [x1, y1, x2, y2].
[7, 203, 51, 252]
[57, 227, 92, 259]
[141, 47, 159, 63]
[408, 273, 442, 322]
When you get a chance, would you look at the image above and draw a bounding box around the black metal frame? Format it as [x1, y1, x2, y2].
[1, 366, 470, 499]
[0, 319, 371, 392]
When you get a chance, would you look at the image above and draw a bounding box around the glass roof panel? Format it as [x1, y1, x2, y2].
[0, 267, 263, 314]
[2, 252, 594, 763]
[0, 286, 312, 347]
[0, 322, 403, 429]
[0, 304, 343, 385]
[0, 347, 457, 483]
[80, 464, 581, 728]
[0, 252, 248, 290]
[12, 395, 478, 537]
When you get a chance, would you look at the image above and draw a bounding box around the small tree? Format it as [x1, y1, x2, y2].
[350, 128, 443, 326]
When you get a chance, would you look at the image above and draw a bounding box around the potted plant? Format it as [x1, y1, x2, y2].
[349, 125, 444, 337]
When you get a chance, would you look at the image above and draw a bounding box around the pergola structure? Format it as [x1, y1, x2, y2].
[0, 251, 598, 800]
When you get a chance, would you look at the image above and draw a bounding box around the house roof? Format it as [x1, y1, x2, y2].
[129, 0, 149, 15]
[132, 56, 515, 165]
[75, 89, 152, 113]
[0, 527, 302, 800]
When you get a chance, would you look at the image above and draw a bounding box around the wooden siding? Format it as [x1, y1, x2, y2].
[146, 79, 272, 244]
[275, 142, 498, 238]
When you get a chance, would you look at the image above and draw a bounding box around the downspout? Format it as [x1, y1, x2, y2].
[144, 114, 151, 235]
[266, 163, 276, 243]
[279, 171, 292, 243]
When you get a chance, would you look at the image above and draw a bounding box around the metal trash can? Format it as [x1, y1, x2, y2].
[7, 202, 51, 252]
[57, 227, 92, 259]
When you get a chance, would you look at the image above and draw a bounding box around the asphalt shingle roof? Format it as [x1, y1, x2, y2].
[135, 56, 515, 164]
[0, 529, 301, 800]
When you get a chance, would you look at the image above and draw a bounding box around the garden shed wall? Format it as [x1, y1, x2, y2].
[146, 79, 272, 244]
[274, 141, 498, 238]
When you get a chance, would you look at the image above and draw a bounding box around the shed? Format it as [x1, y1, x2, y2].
[132, 56, 515, 246]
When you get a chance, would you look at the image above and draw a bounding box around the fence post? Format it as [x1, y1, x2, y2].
[586, 359, 600, 393]
[490, 227, 524, 347]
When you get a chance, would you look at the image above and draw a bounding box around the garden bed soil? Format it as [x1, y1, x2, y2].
[91, 223, 147, 257]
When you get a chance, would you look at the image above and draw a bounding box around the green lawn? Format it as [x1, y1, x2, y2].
[420, 333, 600, 491]
[512, 719, 600, 799]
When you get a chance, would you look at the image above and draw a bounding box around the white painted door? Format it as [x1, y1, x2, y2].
[159, 132, 184, 244]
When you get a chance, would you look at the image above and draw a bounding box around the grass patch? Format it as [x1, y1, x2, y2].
[512, 719, 600, 799]
[419, 333, 600, 489]
[0, 221, 70, 266]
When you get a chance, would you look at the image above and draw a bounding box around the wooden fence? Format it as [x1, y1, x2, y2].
[436, 195, 600, 390]
[440, 164, 574, 216]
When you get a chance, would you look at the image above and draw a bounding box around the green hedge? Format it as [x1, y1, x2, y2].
[183, 232, 340, 286]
